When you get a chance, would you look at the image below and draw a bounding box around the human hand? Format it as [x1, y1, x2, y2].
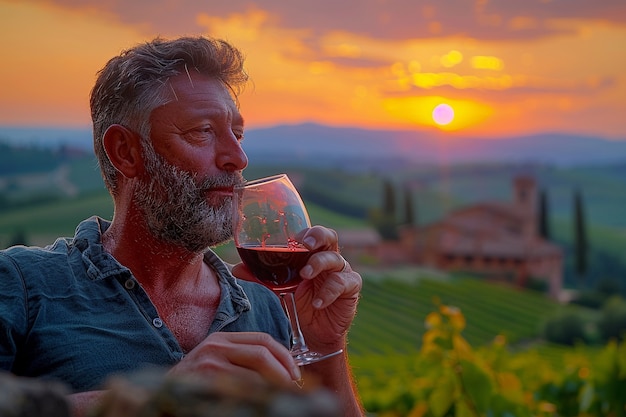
[167, 332, 301, 386]
[232, 226, 362, 351]
[294, 226, 362, 351]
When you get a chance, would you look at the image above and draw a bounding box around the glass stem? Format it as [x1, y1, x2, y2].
[280, 292, 309, 355]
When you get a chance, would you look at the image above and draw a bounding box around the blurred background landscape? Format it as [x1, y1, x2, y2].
[2, 125, 626, 414]
[2, 123, 625, 294]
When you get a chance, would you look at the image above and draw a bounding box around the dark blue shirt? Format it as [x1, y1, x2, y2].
[0, 216, 290, 392]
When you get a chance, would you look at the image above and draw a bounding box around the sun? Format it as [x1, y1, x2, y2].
[382, 96, 492, 131]
[432, 103, 455, 126]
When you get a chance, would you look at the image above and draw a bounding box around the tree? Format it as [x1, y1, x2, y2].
[8, 229, 29, 247]
[403, 185, 416, 226]
[543, 310, 587, 345]
[369, 179, 399, 240]
[382, 179, 396, 218]
[574, 188, 588, 279]
[597, 296, 626, 342]
[538, 188, 550, 240]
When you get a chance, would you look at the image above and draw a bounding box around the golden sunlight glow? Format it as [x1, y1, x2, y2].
[408, 60, 422, 73]
[409, 72, 513, 90]
[382, 96, 493, 131]
[440, 50, 463, 68]
[471, 56, 504, 71]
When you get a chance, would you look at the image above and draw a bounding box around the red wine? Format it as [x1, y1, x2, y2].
[237, 245, 311, 292]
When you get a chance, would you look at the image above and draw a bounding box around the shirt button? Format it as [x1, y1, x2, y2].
[124, 279, 136, 290]
[152, 318, 163, 328]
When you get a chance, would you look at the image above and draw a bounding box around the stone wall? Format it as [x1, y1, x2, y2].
[0, 369, 342, 417]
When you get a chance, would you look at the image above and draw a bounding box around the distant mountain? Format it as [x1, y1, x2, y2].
[0, 126, 93, 151]
[243, 123, 626, 167]
[1, 123, 625, 167]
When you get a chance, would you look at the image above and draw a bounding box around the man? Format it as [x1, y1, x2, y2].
[0, 36, 363, 416]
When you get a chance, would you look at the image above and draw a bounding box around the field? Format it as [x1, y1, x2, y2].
[348, 272, 575, 356]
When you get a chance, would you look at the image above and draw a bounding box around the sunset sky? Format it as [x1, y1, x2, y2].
[1, 0, 625, 140]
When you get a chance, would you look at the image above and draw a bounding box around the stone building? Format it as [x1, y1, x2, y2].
[339, 175, 564, 298]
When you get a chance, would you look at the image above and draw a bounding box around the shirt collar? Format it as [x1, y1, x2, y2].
[73, 216, 251, 314]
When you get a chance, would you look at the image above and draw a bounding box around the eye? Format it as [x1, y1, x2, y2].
[233, 130, 245, 142]
[182, 125, 214, 142]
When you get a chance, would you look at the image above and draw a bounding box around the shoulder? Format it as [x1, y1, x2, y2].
[1, 239, 72, 270]
[0, 240, 77, 297]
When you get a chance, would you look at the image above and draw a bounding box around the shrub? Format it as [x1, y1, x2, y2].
[543, 311, 587, 346]
[570, 290, 606, 309]
[597, 296, 626, 342]
[354, 302, 626, 417]
[523, 276, 549, 293]
[596, 278, 622, 297]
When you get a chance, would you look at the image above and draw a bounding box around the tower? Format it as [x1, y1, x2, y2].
[513, 175, 538, 241]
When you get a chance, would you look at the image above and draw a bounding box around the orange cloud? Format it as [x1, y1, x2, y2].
[0, 0, 625, 139]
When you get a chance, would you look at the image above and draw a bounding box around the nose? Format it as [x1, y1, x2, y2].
[216, 132, 248, 172]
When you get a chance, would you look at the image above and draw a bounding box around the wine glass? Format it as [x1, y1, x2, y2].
[232, 174, 343, 366]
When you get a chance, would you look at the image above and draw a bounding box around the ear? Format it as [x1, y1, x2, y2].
[102, 124, 144, 179]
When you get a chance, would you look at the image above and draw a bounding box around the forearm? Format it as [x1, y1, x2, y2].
[303, 347, 365, 417]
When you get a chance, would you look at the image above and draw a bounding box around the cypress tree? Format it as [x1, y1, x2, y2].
[574, 188, 588, 278]
[403, 185, 415, 226]
[383, 179, 396, 218]
[373, 178, 398, 240]
[538, 189, 550, 240]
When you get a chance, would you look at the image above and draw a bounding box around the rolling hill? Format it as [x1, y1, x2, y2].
[0, 136, 625, 291]
[2, 123, 626, 168]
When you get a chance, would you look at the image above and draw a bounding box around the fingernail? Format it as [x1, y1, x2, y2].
[300, 265, 313, 278]
[312, 298, 323, 309]
[303, 236, 316, 248]
[293, 365, 302, 381]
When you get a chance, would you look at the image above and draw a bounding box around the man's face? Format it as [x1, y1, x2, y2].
[133, 144, 243, 252]
[132, 73, 248, 252]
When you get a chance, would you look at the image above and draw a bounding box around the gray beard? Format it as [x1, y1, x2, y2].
[133, 147, 243, 253]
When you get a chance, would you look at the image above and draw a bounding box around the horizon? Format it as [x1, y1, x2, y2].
[1, 0, 626, 141]
[2, 123, 626, 168]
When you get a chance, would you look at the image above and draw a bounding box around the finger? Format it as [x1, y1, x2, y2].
[339, 256, 350, 273]
[221, 333, 300, 380]
[300, 251, 347, 279]
[308, 273, 347, 309]
[182, 332, 301, 383]
[300, 226, 339, 251]
[298, 252, 361, 307]
[226, 343, 296, 386]
[196, 359, 269, 387]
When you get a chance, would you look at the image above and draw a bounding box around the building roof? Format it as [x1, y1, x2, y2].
[337, 228, 382, 247]
[418, 199, 561, 258]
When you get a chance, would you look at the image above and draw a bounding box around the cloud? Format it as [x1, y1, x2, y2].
[2, 0, 625, 137]
[14, 0, 626, 42]
[386, 74, 618, 97]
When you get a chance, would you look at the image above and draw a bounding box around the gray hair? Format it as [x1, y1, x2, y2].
[89, 36, 248, 194]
